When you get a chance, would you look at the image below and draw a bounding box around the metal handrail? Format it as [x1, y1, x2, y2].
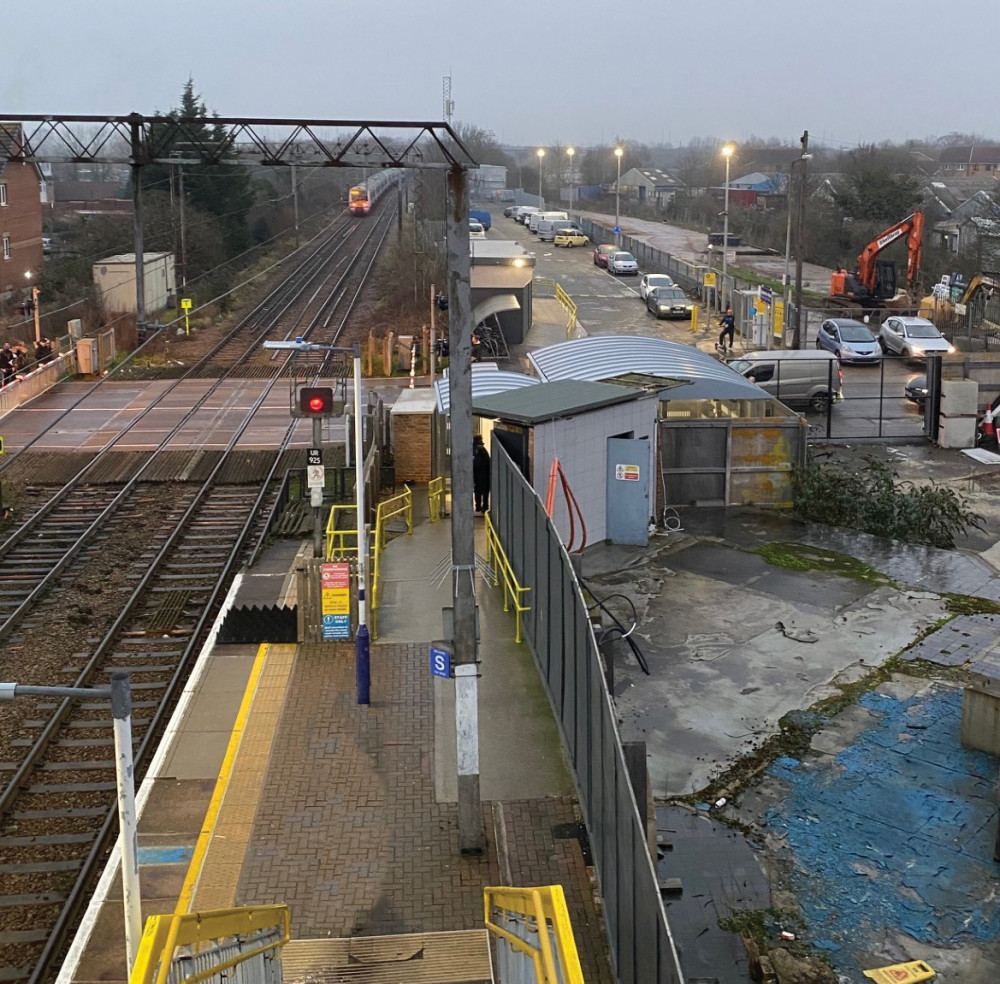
[428, 477, 445, 522]
[325, 504, 359, 559]
[554, 283, 578, 335]
[483, 512, 531, 643]
[370, 486, 413, 638]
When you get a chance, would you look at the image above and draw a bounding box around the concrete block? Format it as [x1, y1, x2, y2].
[940, 379, 979, 417]
[961, 686, 1000, 755]
[937, 414, 976, 449]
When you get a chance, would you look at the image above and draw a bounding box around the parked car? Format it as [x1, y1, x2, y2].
[904, 374, 929, 411]
[639, 273, 675, 300]
[593, 244, 618, 268]
[514, 206, 539, 224]
[646, 286, 693, 320]
[503, 204, 519, 218]
[469, 221, 486, 240]
[879, 316, 955, 360]
[729, 350, 843, 412]
[606, 251, 639, 276]
[554, 229, 588, 247]
[815, 318, 881, 364]
[470, 209, 492, 230]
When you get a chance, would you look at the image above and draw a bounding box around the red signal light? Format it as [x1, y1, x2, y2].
[298, 386, 335, 417]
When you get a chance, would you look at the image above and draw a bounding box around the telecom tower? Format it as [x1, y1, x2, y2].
[442, 74, 454, 126]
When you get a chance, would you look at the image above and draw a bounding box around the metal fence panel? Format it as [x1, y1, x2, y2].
[491, 443, 683, 984]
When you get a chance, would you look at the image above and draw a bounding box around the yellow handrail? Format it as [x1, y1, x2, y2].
[428, 477, 444, 522]
[370, 486, 414, 639]
[483, 886, 584, 984]
[483, 512, 531, 643]
[325, 504, 358, 560]
[130, 906, 290, 984]
[554, 283, 578, 335]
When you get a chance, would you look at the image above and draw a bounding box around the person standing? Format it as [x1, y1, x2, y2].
[717, 307, 735, 352]
[473, 436, 491, 514]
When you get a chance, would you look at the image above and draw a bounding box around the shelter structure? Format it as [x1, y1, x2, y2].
[469, 240, 535, 344]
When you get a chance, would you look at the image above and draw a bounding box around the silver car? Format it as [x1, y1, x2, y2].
[639, 273, 675, 300]
[607, 251, 638, 276]
[879, 316, 955, 360]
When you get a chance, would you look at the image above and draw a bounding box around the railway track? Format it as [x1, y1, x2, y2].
[0, 197, 399, 983]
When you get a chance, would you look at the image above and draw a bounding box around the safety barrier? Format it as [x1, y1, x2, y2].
[554, 283, 578, 336]
[483, 511, 531, 643]
[484, 886, 584, 984]
[324, 504, 358, 560]
[428, 477, 445, 522]
[130, 905, 290, 984]
[370, 486, 413, 639]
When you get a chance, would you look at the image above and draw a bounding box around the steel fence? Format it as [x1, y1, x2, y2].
[490, 441, 683, 984]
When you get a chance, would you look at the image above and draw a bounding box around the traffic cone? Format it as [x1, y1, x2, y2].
[982, 406, 997, 450]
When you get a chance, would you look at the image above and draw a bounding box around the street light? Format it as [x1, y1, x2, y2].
[566, 147, 575, 214]
[614, 147, 623, 246]
[721, 143, 735, 311]
[536, 148, 545, 207]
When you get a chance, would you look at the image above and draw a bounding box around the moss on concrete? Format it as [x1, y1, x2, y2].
[755, 542, 895, 586]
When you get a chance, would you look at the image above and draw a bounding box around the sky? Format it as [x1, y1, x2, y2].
[1, 0, 990, 152]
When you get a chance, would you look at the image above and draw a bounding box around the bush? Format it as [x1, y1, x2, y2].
[792, 456, 983, 549]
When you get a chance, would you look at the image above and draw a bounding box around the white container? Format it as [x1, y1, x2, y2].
[937, 414, 976, 448]
[940, 379, 979, 417]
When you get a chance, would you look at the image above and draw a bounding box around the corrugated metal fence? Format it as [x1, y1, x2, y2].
[491, 441, 684, 984]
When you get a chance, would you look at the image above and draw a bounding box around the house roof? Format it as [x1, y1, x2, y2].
[729, 172, 785, 193]
[939, 146, 1000, 165]
[528, 336, 770, 401]
[472, 379, 646, 424]
[619, 167, 683, 189]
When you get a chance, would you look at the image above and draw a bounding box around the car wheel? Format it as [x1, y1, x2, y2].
[810, 393, 831, 413]
[878, 337, 887, 353]
[815, 339, 822, 349]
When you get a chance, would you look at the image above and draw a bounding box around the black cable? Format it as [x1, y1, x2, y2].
[580, 580, 650, 675]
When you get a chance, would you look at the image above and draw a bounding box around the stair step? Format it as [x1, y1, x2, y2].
[282, 929, 492, 984]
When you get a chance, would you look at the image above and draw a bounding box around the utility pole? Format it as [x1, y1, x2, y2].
[129, 115, 146, 332]
[793, 130, 809, 350]
[291, 164, 300, 246]
[446, 164, 483, 855]
[178, 165, 188, 291]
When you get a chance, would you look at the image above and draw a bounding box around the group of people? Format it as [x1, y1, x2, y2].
[0, 338, 54, 386]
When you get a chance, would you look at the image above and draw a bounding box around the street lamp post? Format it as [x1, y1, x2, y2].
[721, 143, 735, 311]
[793, 130, 810, 350]
[536, 148, 545, 207]
[783, 151, 813, 347]
[614, 147, 623, 246]
[566, 147, 575, 214]
[0, 674, 141, 973]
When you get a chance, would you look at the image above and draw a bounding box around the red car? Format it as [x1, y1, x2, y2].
[593, 244, 618, 268]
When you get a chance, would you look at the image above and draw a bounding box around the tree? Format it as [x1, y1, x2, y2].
[454, 123, 516, 171]
[140, 80, 255, 258]
[830, 145, 922, 223]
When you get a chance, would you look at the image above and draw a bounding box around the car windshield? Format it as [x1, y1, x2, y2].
[729, 360, 751, 373]
[655, 288, 686, 300]
[616, 254, 636, 262]
[648, 276, 673, 287]
[839, 324, 874, 341]
[905, 323, 941, 338]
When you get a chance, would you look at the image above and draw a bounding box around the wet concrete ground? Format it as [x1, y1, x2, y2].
[580, 502, 1000, 982]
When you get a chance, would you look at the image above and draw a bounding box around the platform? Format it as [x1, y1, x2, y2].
[62, 502, 613, 984]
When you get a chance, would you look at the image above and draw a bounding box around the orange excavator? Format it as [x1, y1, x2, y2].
[830, 210, 924, 310]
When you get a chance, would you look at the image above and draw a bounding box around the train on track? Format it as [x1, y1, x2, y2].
[348, 168, 405, 215]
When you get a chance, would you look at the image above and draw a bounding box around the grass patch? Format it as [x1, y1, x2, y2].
[755, 542, 895, 586]
[942, 593, 1000, 616]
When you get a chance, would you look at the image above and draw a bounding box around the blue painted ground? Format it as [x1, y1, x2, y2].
[765, 686, 999, 967]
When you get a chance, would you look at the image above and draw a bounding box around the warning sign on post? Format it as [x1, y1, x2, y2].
[321, 562, 352, 640]
[615, 464, 640, 482]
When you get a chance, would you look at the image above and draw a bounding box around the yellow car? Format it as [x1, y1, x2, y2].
[554, 229, 588, 248]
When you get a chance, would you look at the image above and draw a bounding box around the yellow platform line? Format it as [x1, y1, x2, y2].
[175, 643, 298, 914]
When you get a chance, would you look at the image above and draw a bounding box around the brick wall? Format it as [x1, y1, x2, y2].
[0, 159, 44, 293]
[393, 412, 433, 483]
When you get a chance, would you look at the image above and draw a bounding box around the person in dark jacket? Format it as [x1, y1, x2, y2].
[717, 307, 735, 351]
[473, 436, 491, 514]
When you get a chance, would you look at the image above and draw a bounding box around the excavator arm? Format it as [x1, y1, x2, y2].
[857, 210, 924, 295]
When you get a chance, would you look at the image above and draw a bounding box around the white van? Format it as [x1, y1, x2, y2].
[537, 218, 581, 242]
[513, 206, 539, 224]
[528, 210, 568, 234]
[728, 350, 843, 412]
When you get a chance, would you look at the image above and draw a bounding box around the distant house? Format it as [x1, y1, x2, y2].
[612, 167, 683, 205]
[938, 146, 1000, 176]
[721, 171, 787, 207]
[927, 188, 1000, 254]
[0, 123, 46, 296]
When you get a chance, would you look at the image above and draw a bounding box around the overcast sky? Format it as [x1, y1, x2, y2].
[2, 0, 988, 151]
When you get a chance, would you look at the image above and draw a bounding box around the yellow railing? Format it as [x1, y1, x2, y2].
[130, 906, 290, 984]
[325, 504, 358, 560]
[429, 477, 445, 522]
[484, 886, 584, 984]
[483, 512, 531, 643]
[370, 486, 413, 639]
[554, 283, 578, 335]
